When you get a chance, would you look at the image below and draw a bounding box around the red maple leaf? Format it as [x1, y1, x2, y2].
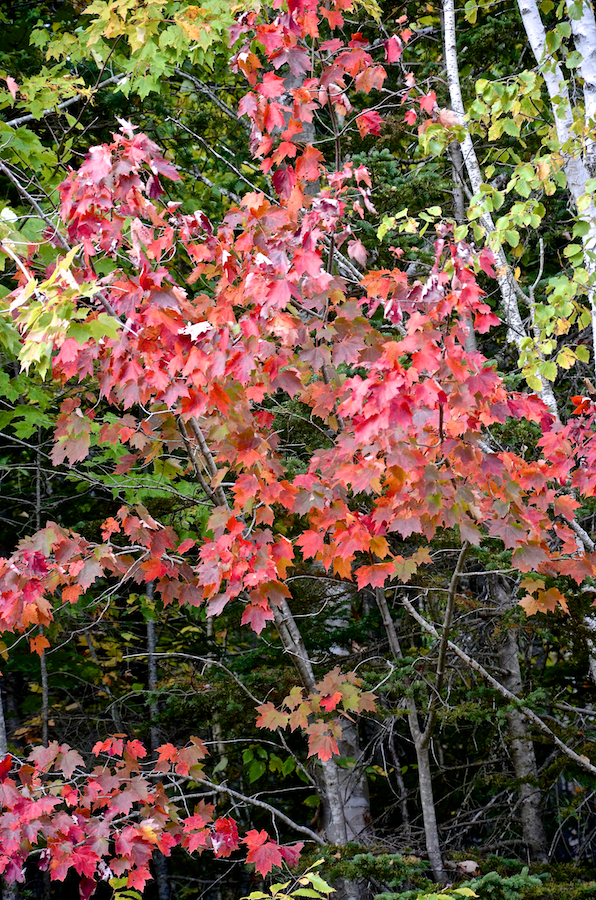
[279, 842, 304, 867]
[307, 722, 340, 761]
[419, 90, 437, 113]
[244, 830, 283, 876]
[385, 35, 402, 63]
[0, 755, 12, 782]
[255, 702, 290, 730]
[212, 818, 240, 857]
[319, 691, 342, 712]
[356, 110, 384, 137]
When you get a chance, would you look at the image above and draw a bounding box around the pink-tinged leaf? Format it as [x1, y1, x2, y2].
[307, 730, 339, 762]
[356, 110, 384, 138]
[56, 747, 84, 779]
[419, 91, 437, 113]
[241, 602, 274, 633]
[272, 368, 303, 397]
[78, 557, 103, 590]
[255, 702, 290, 730]
[127, 868, 152, 892]
[296, 529, 324, 558]
[238, 92, 258, 119]
[279, 842, 303, 868]
[258, 72, 286, 99]
[307, 721, 340, 762]
[177, 538, 196, 554]
[404, 109, 417, 125]
[385, 35, 402, 63]
[437, 108, 459, 127]
[272, 166, 298, 199]
[212, 818, 240, 857]
[355, 562, 395, 589]
[51, 431, 91, 466]
[347, 239, 367, 267]
[478, 248, 496, 277]
[512, 542, 548, 572]
[5, 77, 18, 99]
[355, 65, 387, 94]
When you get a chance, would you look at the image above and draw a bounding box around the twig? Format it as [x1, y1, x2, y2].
[420, 541, 469, 746]
[6, 72, 127, 129]
[0, 158, 69, 249]
[197, 776, 325, 845]
[188, 417, 228, 508]
[167, 117, 270, 199]
[173, 69, 250, 133]
[177, 417, 219, 503]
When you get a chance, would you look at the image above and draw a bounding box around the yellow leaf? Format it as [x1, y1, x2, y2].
[369, 535, 390, 558]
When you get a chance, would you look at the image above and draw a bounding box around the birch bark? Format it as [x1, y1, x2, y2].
[442, 0, 559, 412]
[518, 0, 596, 377]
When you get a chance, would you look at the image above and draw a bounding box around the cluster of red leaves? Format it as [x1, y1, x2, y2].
[230, 0, 409, 167]
[0, 508, 197, 638]
[256, 667, 376, 761]
[0, 737, 302, 895]
[2, 0, 596, 895]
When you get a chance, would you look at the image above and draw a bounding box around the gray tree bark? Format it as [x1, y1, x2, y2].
[375, 588, 447, 883]
[146, 585, 171, 900]
[273, 599, 371, 848]
[488, 576, 548, 862]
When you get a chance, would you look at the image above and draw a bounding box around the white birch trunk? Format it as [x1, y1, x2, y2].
[567, 0, 596, 173]
[518, 0, 596, 378]
[443, 0, 559, 412]
[443, 0, 526, 346]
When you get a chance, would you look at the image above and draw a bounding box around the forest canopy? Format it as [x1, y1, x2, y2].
[1, 2, 596, 900]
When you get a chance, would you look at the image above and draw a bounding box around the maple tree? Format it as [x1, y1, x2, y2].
[2, 0, 596, 898]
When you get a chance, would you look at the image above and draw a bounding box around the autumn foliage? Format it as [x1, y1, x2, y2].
[1, 0, 596, 894]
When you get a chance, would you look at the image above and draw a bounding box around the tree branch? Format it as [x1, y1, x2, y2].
[6, 72, 127, 129]
[199, 776, 325, 845]
[420, 541, 469, 747]
[400, 593, 596, 777]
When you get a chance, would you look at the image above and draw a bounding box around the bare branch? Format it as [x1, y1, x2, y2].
[6, 72, 127, 129]
[400, 593, 596, 777]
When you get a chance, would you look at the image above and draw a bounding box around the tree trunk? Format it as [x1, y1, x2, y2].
[146, 587, 171, 900]
[375, 588, 447, 883]
[443, 0, 559, 411]
[272, 599, 370, 846]
[489, 576, 548, 862]
[319, 721, 370, 843]
[415, 737, 445, 880]
[517, 0, 596, 377]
